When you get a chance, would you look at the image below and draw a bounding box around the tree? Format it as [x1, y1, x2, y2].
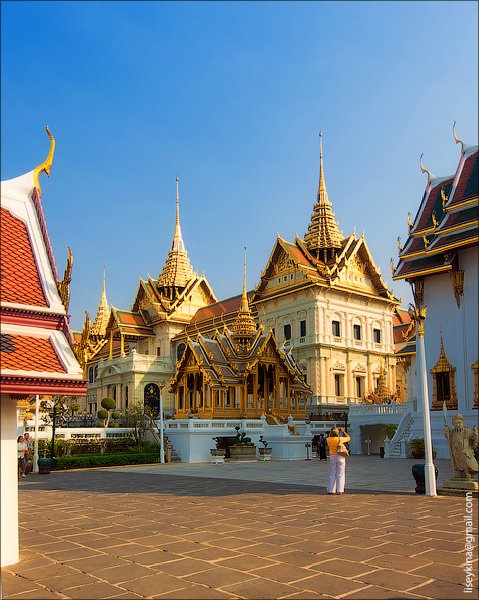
[124, 403, 150, 446]
[98, 397, 116, 427]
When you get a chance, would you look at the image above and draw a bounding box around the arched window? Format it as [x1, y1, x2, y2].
[144, 383, 160, 416]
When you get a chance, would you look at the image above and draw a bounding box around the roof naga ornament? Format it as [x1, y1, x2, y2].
[57, 246, 73, 312]
[390, 258, 396, 276]
[441, 186, 449, 209]
[420, 153, 434, 182]
[407, 212, 414, 233]
[452, 121, 465, 154]
[33, 126, 55, 196]
[397, 236, 403, 252]
[432, 211, 438, 229]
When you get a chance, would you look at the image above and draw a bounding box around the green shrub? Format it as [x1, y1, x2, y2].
[97, 408, 108, 420]
[52, 452, 160, 470]
[101, 397, 116, 411]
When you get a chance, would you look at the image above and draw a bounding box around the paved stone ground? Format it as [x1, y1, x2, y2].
[2, 457, 478, 600]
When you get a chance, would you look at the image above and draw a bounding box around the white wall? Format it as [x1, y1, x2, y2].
[1, 395, 19, 566]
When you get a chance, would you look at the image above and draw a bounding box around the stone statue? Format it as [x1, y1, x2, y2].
[444, 414, 479, 480]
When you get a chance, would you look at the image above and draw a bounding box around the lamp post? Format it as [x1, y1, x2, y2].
[407, 302, 436, 497]
[305, 442, 311, 460]
[47, 397, 67, 467]
[159, 382, 165, 464]
[365, 438, 372, 456]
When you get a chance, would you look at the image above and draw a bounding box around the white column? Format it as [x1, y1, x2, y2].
[1, 395, 19, 566]
[417, 327, 437, 497]
[159, 385, 165, 464]
[33, 394, 39, 473]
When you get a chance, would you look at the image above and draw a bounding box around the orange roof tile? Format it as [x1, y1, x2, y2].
[0, 208, 48, 307]
[1, 334, 66, 373]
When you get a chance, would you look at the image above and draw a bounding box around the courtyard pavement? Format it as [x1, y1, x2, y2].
[1, 456, 478, 600]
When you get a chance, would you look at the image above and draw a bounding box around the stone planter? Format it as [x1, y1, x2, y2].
[258, 447, 272, 461]
[412, 463, 439, 494]
[38, 457, 51, 474]
[229, 445, 257, 462]
[210, 449, 226, 464]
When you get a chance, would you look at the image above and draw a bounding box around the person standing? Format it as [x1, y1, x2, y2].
[326, 426, 350, 494]
[17, 436, 27, 479]
[318, 433, 327, 461]
[23, 432, 32, 474]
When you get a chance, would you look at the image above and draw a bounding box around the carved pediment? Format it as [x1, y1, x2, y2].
[333, 361, 346, 371]
[354, 363, 367, 373]
[272, 251, 295, 276]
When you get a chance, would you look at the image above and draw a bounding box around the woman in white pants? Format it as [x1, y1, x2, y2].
[326, 427, 350, 494]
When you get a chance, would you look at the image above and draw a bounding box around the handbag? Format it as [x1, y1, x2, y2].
[336, 438, 349, 457]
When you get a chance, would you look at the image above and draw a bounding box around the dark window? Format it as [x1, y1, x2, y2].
[272, 327, 275, 337]
[125, 386, 129, 408]
[284, 324, 291, 340]
[88, 367, 94, 383]
[332, 320, 340, 337]
[157, 347, 161, 356]
[334, 374, 341, 396]
[356, 376, 362, 397]
[354, 324, 362, 340]
[437, 372, 451, 403]
[373, 328, 381, 343]
[300, 320, 307, 337]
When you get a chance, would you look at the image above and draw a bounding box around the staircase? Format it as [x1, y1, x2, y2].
[164, 436, 182, 463]
[385, 412, 414, 458]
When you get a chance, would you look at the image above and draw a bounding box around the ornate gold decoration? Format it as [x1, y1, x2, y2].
[422, 235, 430, 249]
[407, 212, 414, 232]
[420, 153, 434, 181]
[273, 254, 294, 275]
[452, 121, 465, 154]
[57, 247, 73, 312]
[91, 269, 110, 337]
[451, 269, 464, 308]
[403, 303, 427, 340]
[432, 211, 438, 229]
[431, 332, 457, 410]
[390, 258, 396, 276]
[397, 236, 403, 252]
[441, 186, 449, 209]
[33, 126, 55, 197]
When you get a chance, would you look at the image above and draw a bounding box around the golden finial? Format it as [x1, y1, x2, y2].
[452, 121, 464, 154]
[390, 258, 396, 276]
[318, 130, 327, 198]
[432, 211, 438, 229]
[407, 212, 413, 232]
[397, 236, 403, 252]
[440, 186, 448, 209]
[422, 235, 430, 249]
[420, 153, 434, 181]
[33, 126, 55, 196]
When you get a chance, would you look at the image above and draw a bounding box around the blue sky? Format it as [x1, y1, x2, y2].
[2, 1, 477, 330]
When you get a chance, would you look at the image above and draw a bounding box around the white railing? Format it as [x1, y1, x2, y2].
[348, 403, 407, 417]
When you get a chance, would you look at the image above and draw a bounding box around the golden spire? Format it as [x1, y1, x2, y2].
[231, 246, 257, 347]
[304, 131, 343, 262]
[33, 126, 55, 196]
[158, 177, 194, 296]
[91, 268, 110, 337]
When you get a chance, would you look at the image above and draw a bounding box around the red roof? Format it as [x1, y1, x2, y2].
[1, 334, 66, 373]
[0, 208, 48, 307]
[450, 151, 478, 206]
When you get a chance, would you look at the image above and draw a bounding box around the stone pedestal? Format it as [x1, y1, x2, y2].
[439, 478, 479, 496]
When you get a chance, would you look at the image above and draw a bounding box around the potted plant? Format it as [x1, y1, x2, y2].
[410, 438, 437, 460]
[210, 437, 226, 464]
[412, 463, 439, 494]
[258, 436, 272, 461]
[38, 449, 51, 474]
[229, 427, 256, 462]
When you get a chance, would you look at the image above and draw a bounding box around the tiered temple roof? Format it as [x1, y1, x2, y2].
[393, 131, 478, 282]
[0, 128, 87, 396]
